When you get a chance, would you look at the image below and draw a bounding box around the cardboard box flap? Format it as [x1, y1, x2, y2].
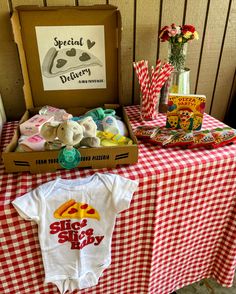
[12, 5, 121, 110]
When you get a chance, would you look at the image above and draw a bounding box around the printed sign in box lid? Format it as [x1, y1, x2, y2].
[11, 5, 122, 110]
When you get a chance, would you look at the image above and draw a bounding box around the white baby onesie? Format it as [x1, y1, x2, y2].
[12, 172, 138, 294]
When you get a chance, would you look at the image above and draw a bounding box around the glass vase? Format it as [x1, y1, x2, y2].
[159, 41, 190, 113]
[168, 42, 188, 72]
[159, 68, 190, 112]
[140, 92, 160, 121]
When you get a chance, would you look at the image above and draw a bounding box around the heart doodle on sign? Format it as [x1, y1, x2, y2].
[56, 59, 67, 68]
[66, 48, 76, 57]
[87, 39, 95, 49]
[80, 204, 88, 209]
[79, 53, 91, 62]
[68, 208, 78, 214]
[87, 209, 95, 214]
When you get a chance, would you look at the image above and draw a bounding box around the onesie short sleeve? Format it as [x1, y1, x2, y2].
[12, 187, 42, 223]
[100, 173, 139, 213]
[11, 174, 139, 293]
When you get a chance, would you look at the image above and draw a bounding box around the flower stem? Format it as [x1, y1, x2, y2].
[168, 43, 187, 72]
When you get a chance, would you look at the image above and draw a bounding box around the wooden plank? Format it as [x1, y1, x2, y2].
[224, 70, 236, 126]
[184, 0, 208, 93]
[0, 0, 26, 120]
[210, 0, 236, 121]
[133, 0, 161, 104]
[158, 0, 185, 62]
[11, 0, 44, 7]
[109, 0, 135, 105]
[46, 0, 76, 5]
[79, 0, 107, 5]
[196, 0, 230, 114]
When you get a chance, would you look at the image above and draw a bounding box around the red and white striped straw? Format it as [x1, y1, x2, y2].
[150, 63, 174, 118]
[133, 59, 174, 120]
[133, 60, 151, 119]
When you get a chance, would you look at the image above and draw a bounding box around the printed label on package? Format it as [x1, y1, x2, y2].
[35, 26, 106, 90]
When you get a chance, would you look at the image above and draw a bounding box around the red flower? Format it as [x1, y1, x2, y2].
[159, 26, 171, 41]
[160, 30, 170, 42]
[159, 25, 169, 33]
[182, 25, 195, 34]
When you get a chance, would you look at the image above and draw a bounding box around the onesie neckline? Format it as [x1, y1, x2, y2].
[55, 173, 99, 191]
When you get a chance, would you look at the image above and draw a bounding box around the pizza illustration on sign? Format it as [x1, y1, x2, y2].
[54, 199, 100, 220]
[42, 47, 102, 77]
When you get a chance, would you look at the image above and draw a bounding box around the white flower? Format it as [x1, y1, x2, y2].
[176, 26, 181, 35]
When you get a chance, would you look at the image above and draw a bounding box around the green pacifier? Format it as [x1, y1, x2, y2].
[58, 147, 81, 170]
[84, 107, 116, 121]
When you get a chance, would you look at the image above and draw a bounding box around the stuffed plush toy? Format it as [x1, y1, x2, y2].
[40, 116, 100, 149]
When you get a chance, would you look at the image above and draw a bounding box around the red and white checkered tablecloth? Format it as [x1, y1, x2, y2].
[0, 105, 236, 294]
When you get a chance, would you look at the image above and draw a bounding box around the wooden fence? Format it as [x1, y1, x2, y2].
[0, 0, 235, 121]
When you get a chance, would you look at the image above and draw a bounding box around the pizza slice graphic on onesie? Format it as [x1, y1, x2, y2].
[54, 199, 100, 220]
[42, 47, 103, 78]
